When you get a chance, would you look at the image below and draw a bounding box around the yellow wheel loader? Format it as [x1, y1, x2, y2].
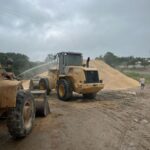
[30, 52, 104, 101]
[0, 63, 50, 138]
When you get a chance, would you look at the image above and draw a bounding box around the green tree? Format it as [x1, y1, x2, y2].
[103, 52, 118, 66]
[0, 52, 36, 75]
[45, 54, 55, 62]
[141, 59, 149, 68]
[126, 56, 136, 67]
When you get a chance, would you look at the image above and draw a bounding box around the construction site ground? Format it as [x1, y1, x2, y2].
[0, 86, 150, 150]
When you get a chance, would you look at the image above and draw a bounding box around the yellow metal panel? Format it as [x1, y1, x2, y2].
[0, 80, 20, 108]
[75, 83, 104, 94]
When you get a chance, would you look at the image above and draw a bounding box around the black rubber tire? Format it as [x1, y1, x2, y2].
[39, 78, 51, 95]
[7, 90, 35, 138]
[35, 96, 50, 117]
[57, 79, 72, 101]
[83, 93, 96, 99]
[29, 79, 39, 90]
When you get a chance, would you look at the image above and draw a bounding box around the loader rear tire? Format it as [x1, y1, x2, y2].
[39, 78, 51, 95]
[57, 79, 72, 101]
[7, 90, 35, 138]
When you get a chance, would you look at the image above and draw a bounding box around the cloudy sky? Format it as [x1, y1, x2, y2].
[0, 0, 150, 61]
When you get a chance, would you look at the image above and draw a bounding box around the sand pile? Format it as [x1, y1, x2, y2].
[90, 60, 139, 90]
[22, 60, 139, 90]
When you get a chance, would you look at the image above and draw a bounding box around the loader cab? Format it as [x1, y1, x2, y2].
[57, 52, 83, 74]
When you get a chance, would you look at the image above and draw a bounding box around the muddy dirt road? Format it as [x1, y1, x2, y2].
[0, 87, 150, 150]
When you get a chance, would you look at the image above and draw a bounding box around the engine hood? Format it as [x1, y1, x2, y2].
[0, 80, 22, 108]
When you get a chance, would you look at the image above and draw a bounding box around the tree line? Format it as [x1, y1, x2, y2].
[0, 52, 149, 75]
[96, 52, 150, 68]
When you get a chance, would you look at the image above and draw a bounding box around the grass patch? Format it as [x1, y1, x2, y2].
[122, 71, 150, 84]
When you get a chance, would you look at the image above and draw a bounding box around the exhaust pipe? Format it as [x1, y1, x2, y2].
[86, 57, 90, 68]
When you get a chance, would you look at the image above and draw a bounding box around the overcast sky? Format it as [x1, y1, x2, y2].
[0, 0, 150, 61]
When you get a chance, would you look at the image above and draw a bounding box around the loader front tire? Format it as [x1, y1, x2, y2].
[57, 79, 72, 101]
[7, 90, 35, 138]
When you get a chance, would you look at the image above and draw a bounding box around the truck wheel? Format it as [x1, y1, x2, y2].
[7, 90, 35, 138]
[39, 78, 51, 95]
[83, 93, 96, 99]
[57, 79, 72, 101]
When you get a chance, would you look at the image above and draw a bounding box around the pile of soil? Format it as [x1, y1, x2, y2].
[90, 60, 139, 90]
